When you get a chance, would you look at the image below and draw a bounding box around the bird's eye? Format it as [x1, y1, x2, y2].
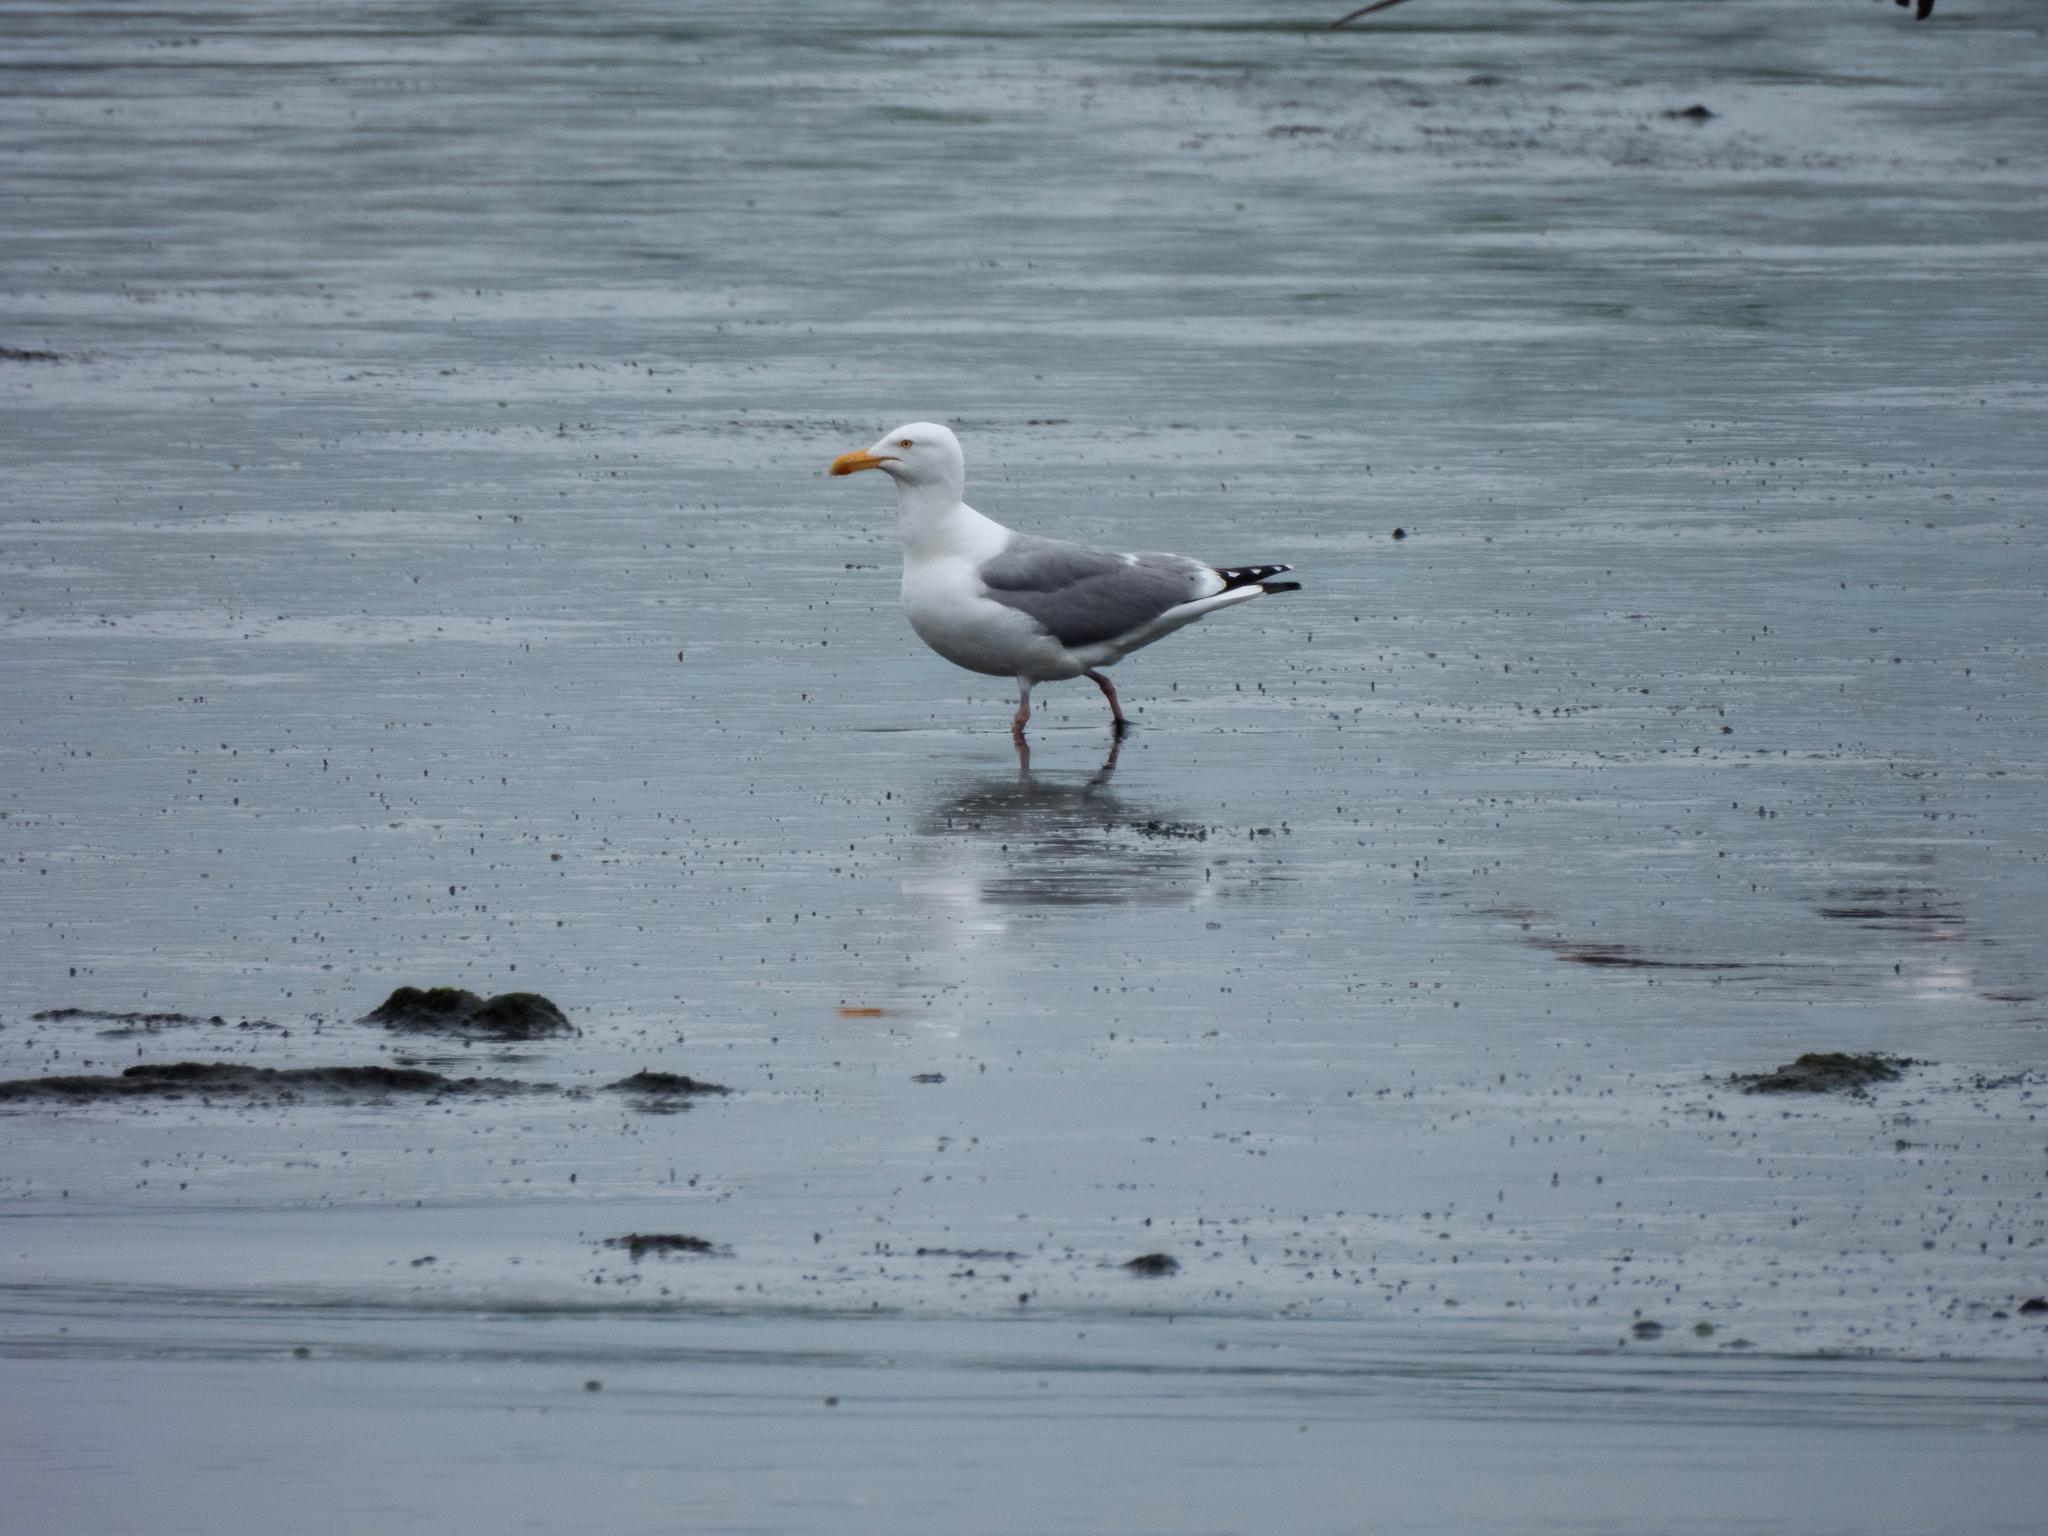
[897, 438, 913, 448]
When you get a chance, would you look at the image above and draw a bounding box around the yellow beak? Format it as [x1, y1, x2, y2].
[829, 448, 892, 477]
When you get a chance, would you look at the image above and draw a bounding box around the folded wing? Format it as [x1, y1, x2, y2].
[977, 536, 1217, 650]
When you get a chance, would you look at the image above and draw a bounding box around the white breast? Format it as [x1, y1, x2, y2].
[894, 500, 1079, 681]
[902, 557, 1068, 679]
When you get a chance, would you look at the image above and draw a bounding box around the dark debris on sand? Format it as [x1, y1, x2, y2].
[602, 1233, 727, 1259]
[0, 1061, 534, 1103]
[1733, 1052, 1915, 1096]
[1128, 818, 1210, 841]
[364, 986, 575, 1040]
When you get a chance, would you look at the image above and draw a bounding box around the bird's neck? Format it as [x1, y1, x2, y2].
[896, 480, 1002, 563]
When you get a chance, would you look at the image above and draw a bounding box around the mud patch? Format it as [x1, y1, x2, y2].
[364, 987, 575, 1040]
[1732, 1053, 1914, 1096]
[34, 1007, 217, 1026]
[1478, 911, 1752, 971]
[31, 1007, 283, 1038]
[1815, 888, 1963, 935]
[1528, 939, 1746, 971]
[0, 1061, 533, 1103]
[104, 1018, 283, 1038]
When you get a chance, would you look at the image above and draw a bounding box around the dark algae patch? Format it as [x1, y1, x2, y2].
[1734, 1053, 1915, 1095]
[365, 986, 574, 1040]
[1123, 1252, 1180, 1276]
[467, 991, 573, 1038]
[606, 1070, 730, 1097]
[365, 986, 478, 1026]
[602, 1233, 726, 1259]
[0, 1061, 531, 1103]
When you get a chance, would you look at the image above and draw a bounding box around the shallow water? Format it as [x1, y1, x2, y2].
[3, 1, 2046, 1531]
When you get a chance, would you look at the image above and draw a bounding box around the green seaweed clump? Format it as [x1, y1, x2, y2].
[364, 987, 573, 1040]
[1735, 1052, 1912, 1095]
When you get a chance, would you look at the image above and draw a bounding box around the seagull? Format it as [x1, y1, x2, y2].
[829, 422, 1300, 737]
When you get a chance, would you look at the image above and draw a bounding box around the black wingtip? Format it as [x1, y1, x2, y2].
[1215, 563, 1293, 592]
[1260, 581, 1302, 595]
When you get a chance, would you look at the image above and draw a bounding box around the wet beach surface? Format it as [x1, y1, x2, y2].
[3, 2, 2046, 1531]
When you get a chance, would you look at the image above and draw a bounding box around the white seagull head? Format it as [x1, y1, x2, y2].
[829, 421, 965, 499]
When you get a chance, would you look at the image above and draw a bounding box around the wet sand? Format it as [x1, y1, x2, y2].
[3, 1, 2045, 1531]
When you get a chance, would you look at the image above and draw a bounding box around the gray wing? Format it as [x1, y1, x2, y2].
[978, 535, 1212, 650]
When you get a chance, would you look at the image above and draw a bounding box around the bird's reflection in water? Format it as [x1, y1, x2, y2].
[847, 736, 1272, 1027]
[909, 734, 1211, 913]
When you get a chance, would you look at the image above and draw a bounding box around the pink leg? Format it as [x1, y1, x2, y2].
[1085, 669, 1128, 732]
[1088, 732, 1122, 786]
[1012, 678, 1032, 737]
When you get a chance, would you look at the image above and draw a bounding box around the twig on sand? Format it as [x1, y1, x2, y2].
[1331, 0, 1416, 25]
